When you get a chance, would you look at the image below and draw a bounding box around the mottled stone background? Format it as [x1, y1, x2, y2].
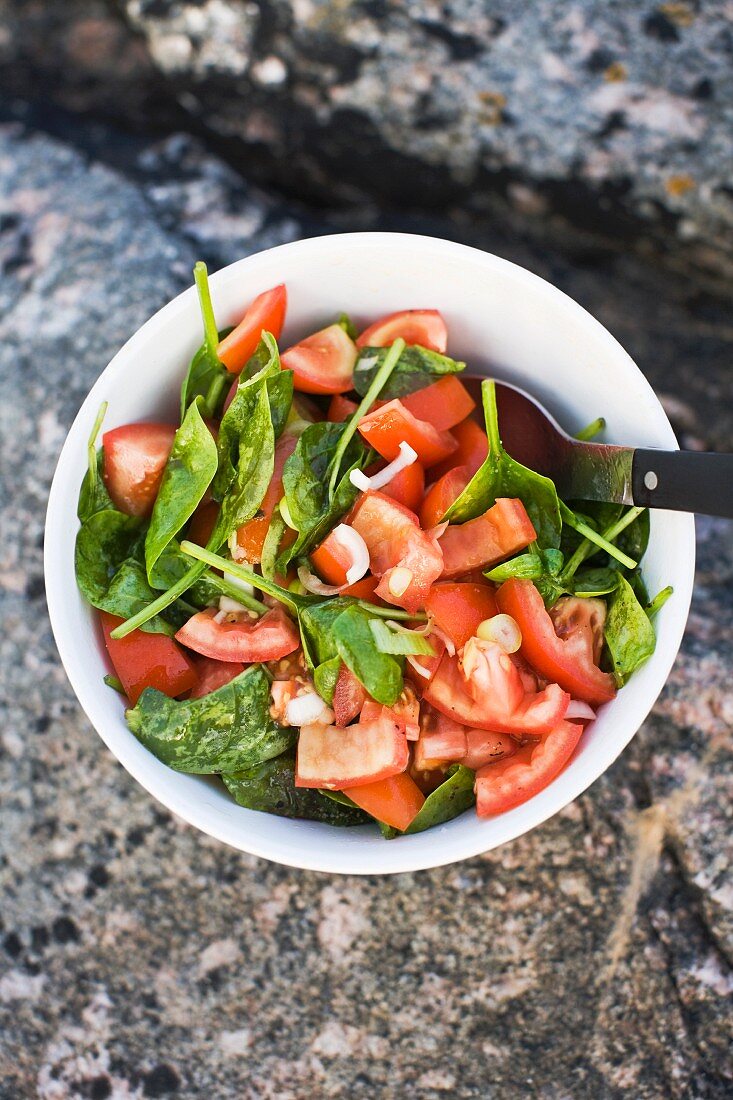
[0, 4, 732, 1098]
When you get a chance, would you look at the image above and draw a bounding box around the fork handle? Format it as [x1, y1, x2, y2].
[632, 449, 733, 518]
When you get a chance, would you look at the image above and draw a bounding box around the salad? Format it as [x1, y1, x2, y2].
[74, 263, 671, 836]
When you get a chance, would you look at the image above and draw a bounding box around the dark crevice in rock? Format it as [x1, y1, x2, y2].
[662, 837, 733, 973]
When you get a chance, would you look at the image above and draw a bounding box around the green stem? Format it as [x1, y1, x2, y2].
[194, 261, 220, 361]
[575, 416, 606, 442]
[87, 401, 108, 477]
[214, 574, 268, 614]
[559, 502, 637, 571]
[203, 371, 227, 418]
[356, 601, 427, 622]
[110, 560, 207, 638]
[180, 541, 306, 614]
[646, 585, 673, 619]
[482, 380, 502, 453]
[103, 674, 125, 694]
[327, 337, 406, 497]
[561, 505, 645, 580]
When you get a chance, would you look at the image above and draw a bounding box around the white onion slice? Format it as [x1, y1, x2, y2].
[349, 441, 418, 494]
[228, 532, 246, 562]
[330, 524, 369, 585]
[222, 570, 254, 596]
[406, 655, 431, 679]
[349, 468, 371, 491]
[388, 567, 413, 598]
[286, 691, 333, 727]
[566, 700, 596, 722]
[219, 595, 249, 613]
[430, 623, 456, 657]
[213, 609, 228, 624]
[297, 564, 343, 596]
[476, 614, 522, 654]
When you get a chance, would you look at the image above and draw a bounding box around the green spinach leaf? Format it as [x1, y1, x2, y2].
[333, 605, 403, 706]
[380, 765, 476, 838]
[313, 656, 341, 705]
[77, 403, 113, 523]
[353, 345, 465, 399]
[223, 753, 370, 826]
[180, 261, 231, 420]
[603, 574, 657, 685]
[235, 333, 293, 440]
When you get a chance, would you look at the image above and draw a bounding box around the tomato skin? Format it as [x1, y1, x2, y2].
[328, 393, 358, 423]
[362, 686, 420, 740]
[333, 664, 367, 727]
[102, 423, 176, 518]
[414, 709, 467, 769]
[218, 284, 287, 373]
[236, 429, 300, 563]
[497, 579, 616, 706]
[188, 656, 245, 699]
[186, 501, 219, 547]
[281, 323, 357, 394]
[439, 498, 536, 578]
[310, 530, 351, 587]
[460, 729, 517, 770]
[358, 400, 458, 468]
[402, 376, 475, 431]
[295, 715, 408, 789]
[175, 606, 299, 663]
[356, 309, 447, 354]
[474, 720, 583, 816]
[431, 416, 488, 481]
[100, 611, 197, 705]
[347, 773, 426, 831]
[420, 466, 471, 528]
[341, 575, 381, 601]
[425, 582, 499, 650]
[382, 461, 425, 513]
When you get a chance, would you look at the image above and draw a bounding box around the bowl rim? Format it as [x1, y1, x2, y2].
[45, 231, 696, 874]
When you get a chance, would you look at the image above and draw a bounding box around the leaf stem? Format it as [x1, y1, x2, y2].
[110, 560, 206, 638]
[482, 380, 502, 454]
[646, 585, 673, 619]
[87, 401, 108, 478]
[214, 575, 268, 614]
[356, 601, 427, 622]
[575, 416, 606, 442]
[193, 261, 220, 361]
[180, 541, 309, 614]
[559, 502, 637, 571]
[103, 674, 125, 694]
[561, 504, 644, 580]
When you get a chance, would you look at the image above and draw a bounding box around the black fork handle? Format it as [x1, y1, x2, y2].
[632, 450, 733, 518]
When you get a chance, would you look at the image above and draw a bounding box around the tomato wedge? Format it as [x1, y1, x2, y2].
[310, 529, 351, 587]
[328, 393, 358, 423]
[358, 400, 458, 468]
[295, 715, 408, 789]
[425, 582, 499, 650]
[431, 416, 488, 481]
[217, 284, 287, 373]
[414, 709, 467, 769]
[236, 428, 300, 563]
[439, 498, 536, 578]
[497, 579, 616, 706]
[333, 664, 367, 727]
[474, 720, 583, 816]
[100, 611, 197, 705]
[347, 773, 426, 831]
[188, 656, 245, 699]
[350, 491, 443, 613]
[175, 606, 299, 663]
[341, 574, 381, 601]
[281, 323, 357, 394]
[419, 466, 471, 529]
[356, 310, 447, 354]
[361, 685, 420, 740]
[402, 376, 475, 431]
[460, 729, 518, 770]
[103, 422, 176, 518]
[424, 647, 569, 736]
[382, 460, 425, 513]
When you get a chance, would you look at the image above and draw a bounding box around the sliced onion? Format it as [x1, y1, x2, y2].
[213, 609, 228, 624]
[329, 524, 370, 585]
[476, 614, 522, 654]
[286, 691, 333, 727]
[219, 595, 249, 613]
[349, 468, 371, 492]
[385, 618, 433, 637]
[430, 623, 456, 657]
[406, 655, 431, 679]
[429, 521, 449, 541]
[349, 441, 418, 494]
[297, 564, 343, 596]
[566, 699, 596, 722]
[388, 566, 413, 598]
[222, 570, 254, 596]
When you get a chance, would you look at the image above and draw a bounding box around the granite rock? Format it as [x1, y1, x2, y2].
[0, 123, 731, 1098]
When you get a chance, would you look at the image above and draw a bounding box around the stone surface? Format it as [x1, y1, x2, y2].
[2, 1, 733, 282]
[1, 122, 732, 1099]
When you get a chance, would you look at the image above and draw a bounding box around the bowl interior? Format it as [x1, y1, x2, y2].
[45, 233, 695, 874]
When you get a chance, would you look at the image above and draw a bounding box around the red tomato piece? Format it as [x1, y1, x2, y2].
[402, 376, 475, 431]
[425, 582, 499, 650]
[474, 720, 583, 816]
[497, 579, 616, 706]
[295, 715, 409, 789]
[218, 284, 287, 374]
[414, 709, 467, 770]
[102, 423, 176, 518]
[459, 729, 518, 770]
[310, 529, 351, 587]
[358, 399, 457, 468]
[381, 460, 425, 513]
[100, 611, 197, 706]
[350, 491, 443, 613]
[362, 683, 420, 740]
[328, 393, 358, 423]
[356, 310, 447, 354]
[347, 773, 426, 831]
[439, 498, 536, 578]
[419, 466, 471, 529]
[281, 323, 357, 394]
[333, 664, 367, 727]
[175, 606, 299, 664]
[188, 656, 245, 699]
[341, 574, 381, 601]
[236, 429, 300, 563]
[431, 416, 488, 481]
[424, 646, 570, 736]
[186, 501, 219, 547]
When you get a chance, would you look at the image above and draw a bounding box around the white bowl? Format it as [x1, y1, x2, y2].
[45, 232, 695, 874]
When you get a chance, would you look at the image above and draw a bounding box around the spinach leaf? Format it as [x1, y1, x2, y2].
[126, 664, 294, 773]
[75, 508, 144, 605]
[299, 599, 349, 668]
[145, 397, 218, 585]
[603, 574, 657, 685]
[313, 656, 341, 705]
[236, 334, 293, 441]
[486, 550, 618, 606]
[223, 753, 369, 826]
[486, 548, 564, 584]
[352, 344, 465, 399]
[180, 261, 231, 420]
[380, 765, 476, 838]
[101, 558, 188, 634]
[77, 402, 113, 523]
[570, 567, 620, 598]
[103, 674, 125, 694]
[333, 605, 403, 706]
[369, 618, 436, 657]
[260, 506, 286, 582]
[443, 380, 562, 548]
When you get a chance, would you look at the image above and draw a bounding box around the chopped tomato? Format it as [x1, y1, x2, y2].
[402, 376, 475, 431]
[347, 773, 426, 831]
[295, 714, 408, 789]
[431, 416, 488, 481]
[310, 529, 351, 587]
[99, 611, 197, 705]
[269, 679, 300, 724]
[382, 460, 425, 513]
[424, 645, 569, 736]
[281, 323, 357, 394]
[175, 606, 299, 663]
[497, 579, 616, 706]
[414, 709, 467, 770]
[350, 491, 443, 613]
[358, 400, 457, 468]
[328, 393, 358, 423]
[333, 664, 367, 727]
[550, 596, 607, 667]
[236, 429, 300, 563]
[356, 309, 447, 354]
[102, 422, 176, 518]
[460, 729, 517, 770]
[419, 466, 471, 528]
[362, 683, 420, 739]
[217, 284, 287, 373]
[341, 574, 381, 601]
[188, 656, 245, 699]
[186, 501, 219, 547]
[439, 498, 536, 578]
[425, 582, 499, 650]
[474, 720, 583, 817]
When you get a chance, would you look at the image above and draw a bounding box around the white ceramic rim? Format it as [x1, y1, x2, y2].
[45, 232, 695, 874]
